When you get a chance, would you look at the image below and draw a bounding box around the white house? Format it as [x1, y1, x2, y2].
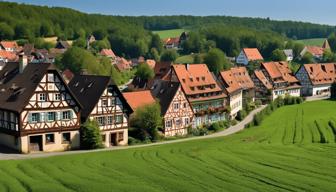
[283, 49, 294, 61]
[295, 63, 336, 96]
[236, 48, 263, 65]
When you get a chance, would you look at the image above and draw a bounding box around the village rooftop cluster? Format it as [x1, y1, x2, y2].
[0, 33, 334, 153]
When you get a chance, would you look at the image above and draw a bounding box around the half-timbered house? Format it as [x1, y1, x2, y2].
[170, 64, 227, 127]
[152, 81, 194, 137]
[0, 55, 82, 153]
[69, 75, 133, 147]
[296, 63, 336, 96]
[252, 62, 301, 101]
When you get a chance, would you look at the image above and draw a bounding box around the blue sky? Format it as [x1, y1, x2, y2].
[4, 0, 336, 25]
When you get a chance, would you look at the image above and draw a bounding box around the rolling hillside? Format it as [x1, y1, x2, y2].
[0, 100, 336, 191]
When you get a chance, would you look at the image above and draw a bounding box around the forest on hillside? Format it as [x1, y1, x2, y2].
[118, 15, 336, 39]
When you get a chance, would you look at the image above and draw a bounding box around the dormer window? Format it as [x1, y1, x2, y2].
[202, 76, 205, 81]
[196, 77, 200, 81]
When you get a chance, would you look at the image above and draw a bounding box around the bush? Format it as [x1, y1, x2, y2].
[255, 100, 262, 107]
[188, 126, 209, 136]
[231, 119, 238, 126]
[128, 137, 141, 145]
[236, 110, 247, 121]
[208, 122, 221, 132]
[80, 120, 103, 149]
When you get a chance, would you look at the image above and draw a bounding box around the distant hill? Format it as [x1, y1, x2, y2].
[0, 1, 335, 41]
[119, 15, 336, 39]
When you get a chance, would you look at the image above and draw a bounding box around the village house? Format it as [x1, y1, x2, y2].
[171, 64, 227, 127]
[0, 56, 83, 153]
[252, 61, 301, 101]
[86, 35, 96, 49]
[218, 70, 243, 119]
[115, 57, 132, 72]
[163, 37, 180, 49]
[283, 49, 294, 62]
[295, 63, 336, 96]
[100, 49, 116, 59]
[236, 48, 264, 65]
[300, 40, 330, 61]
[218, 67, 254, 118]
[0, 41, 19, 52]
[152, 81, 194, 136]
[0, 50, 17, 63]
[69, 75, 133, 147]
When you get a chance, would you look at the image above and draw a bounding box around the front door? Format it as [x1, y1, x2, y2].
[110, 133, 117, 146]
[29, 135, 43, 152]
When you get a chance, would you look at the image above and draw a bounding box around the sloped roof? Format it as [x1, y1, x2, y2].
[69, 74, 132, 118]
[219, 70, 242, 94]
[243, 48, 263, 61]
[154, 61, 172, 80]
[55, 41, 70, 49]
[115, 57, 131, 71]
[303, 63, 336, 86]
[164, 37, 180, 45]
[100, 49, 116, 58]
[123, 90, 156, 111]
[152, 81, 181, 115]
[262, 62, 299, 83]
[0, 41, 18, 49]
[306, 46, 324, 56]
[322, 40, 331, 49]
[172, 64, 223, 95]
[254, 70, 273, 90]
[229, 67, 255, 90]
[0, 62, 81, 112]
[0, 50, 17, 61]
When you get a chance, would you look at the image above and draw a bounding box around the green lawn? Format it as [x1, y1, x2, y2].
[296, 38, 326, 46]
[176, 54, 194, 64]
[152, 29, 187, 39]
[1, 100, 336, 191]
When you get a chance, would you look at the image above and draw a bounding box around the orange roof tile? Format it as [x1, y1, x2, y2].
[229, 67, 255, 89]
[172, 64, 223, 95]
[220, 70, 242, 94]
[122, 90, 156, 111]
[115, 57, 131, 71]
[100, 49, 116, 58]
[0, 50, 18, 61]
[262, 62, 299, 83]
[254, 70, 273, 90]
[164, 37, 180, 45]
[0, 41, 18, 49]
[243, 48, 263, 61]
[303, 63, 336, 85]
[306, 46, 324, 56]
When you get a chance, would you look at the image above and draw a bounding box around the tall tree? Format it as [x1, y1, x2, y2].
[204, 48, 231, 74]
[161, 49, 178, 62]
[135, 63, 154, 81]
[271, 49, 286, 61]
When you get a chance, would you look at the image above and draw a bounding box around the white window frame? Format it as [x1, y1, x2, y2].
[55, 93, 61, 101]
[39, 93, 46, 101]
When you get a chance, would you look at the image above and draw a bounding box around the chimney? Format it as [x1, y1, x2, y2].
[19, 54, 28, 73]
[186, 63, 190, 71]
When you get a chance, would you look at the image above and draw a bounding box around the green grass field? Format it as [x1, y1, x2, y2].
[152, 29, 187, 39]
[296, 38, 325, 46]
[1, 100, 336, 191]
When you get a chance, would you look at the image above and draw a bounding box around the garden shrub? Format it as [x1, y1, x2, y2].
[80, 120, 104, 149]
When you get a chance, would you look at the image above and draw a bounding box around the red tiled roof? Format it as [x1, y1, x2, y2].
[220, 70, 242, 94]
[306, 46, 324, 56]
[0, 41, 18, 49]
[262, 62, 299, 83]
[122, 90, 156, 111]
[243, 48, 263, 61]
[172, 64, 223, 95]
[254, 70, 273, 90]
[100, 49, 116, 58]
[115, 57, 131, 71]
[303, 63, 336, 85]
[0, 50, 17, 61]
[164, 37, 180, 45]
[229, 67, 255, 90]
[154, 61, 172, 80]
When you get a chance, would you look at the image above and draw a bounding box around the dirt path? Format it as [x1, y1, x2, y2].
[0, 105, 267, 160]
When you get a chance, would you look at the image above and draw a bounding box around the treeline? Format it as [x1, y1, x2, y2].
[0, 1, 162, 58]
[119, 15, 336, 39]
